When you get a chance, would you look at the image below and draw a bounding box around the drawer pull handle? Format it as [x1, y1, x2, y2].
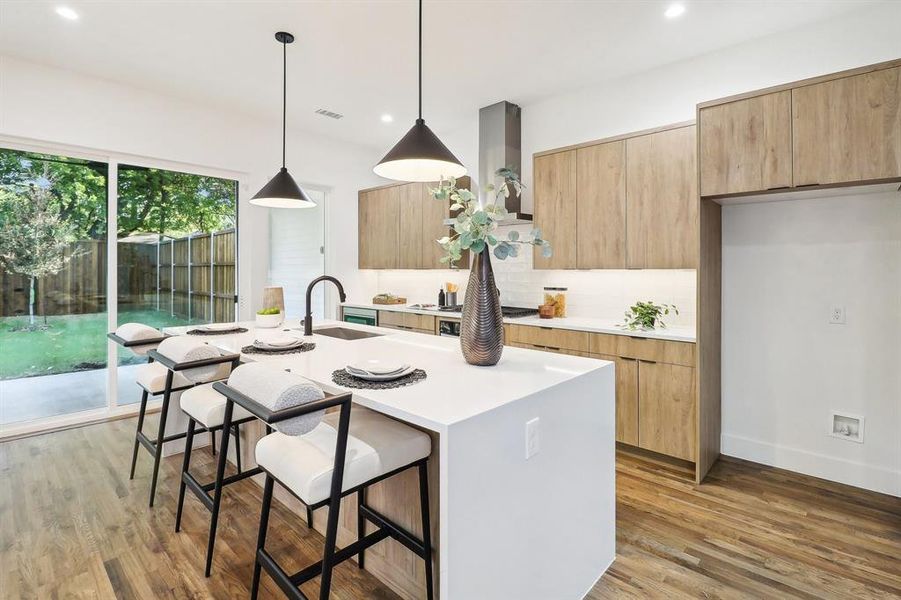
[545, 345, 561, 351]
[639, 359, 657, 364]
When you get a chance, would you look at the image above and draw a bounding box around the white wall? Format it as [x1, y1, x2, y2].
[0, 54, 382, 318]
[721, 191, 901, 497]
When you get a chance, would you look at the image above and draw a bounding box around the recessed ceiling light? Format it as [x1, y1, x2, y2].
[380, 114, 394, 123]
[664, 3, 685, 19]
[55, 6, 79, 20]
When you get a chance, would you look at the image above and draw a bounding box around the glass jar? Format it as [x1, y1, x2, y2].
[542, 286, 568, 318]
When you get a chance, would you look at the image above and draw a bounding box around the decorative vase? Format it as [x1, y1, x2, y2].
[460, 247, 504, 366]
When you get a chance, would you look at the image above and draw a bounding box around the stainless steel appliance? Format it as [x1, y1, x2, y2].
[342, 306, 378, 326]
[439, 305, 539, 319]
[437, 319, 461, 337]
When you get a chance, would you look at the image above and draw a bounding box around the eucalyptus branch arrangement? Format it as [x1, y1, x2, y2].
[430, 168, 552, 267]
[621, 301, 679, 331]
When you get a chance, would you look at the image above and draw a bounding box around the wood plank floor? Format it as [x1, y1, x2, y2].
[1, 416, 899, 599]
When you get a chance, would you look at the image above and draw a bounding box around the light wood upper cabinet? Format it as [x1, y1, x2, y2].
[792, 66, 901, 186]
[699, 91, 793, 196]
[638, 361, 696, 462]
[398, 183, 424, 269]
[358, 186, 399, 269]
[359, 180, 466, 269]
[533, 151, 577, 269]
[576, 141, 626, 269]
[626, 126, 698, 269]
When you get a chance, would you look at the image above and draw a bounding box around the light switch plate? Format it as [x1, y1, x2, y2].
[525, 417, 540, 459]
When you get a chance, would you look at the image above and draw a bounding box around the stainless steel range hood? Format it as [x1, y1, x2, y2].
[444, 100, 532, 226]
[479, 100, 531, 224]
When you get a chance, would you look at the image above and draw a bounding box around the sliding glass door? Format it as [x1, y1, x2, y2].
[0, 145, 240, 432]
[0, 148, 109, 425]
[116, 164, 238, 405]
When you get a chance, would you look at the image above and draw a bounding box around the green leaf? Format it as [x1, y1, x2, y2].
[471, 211, 488, 226]
[470, 238, 486, 254]
[541, 245, 553, 258]
[493, 244, 509, 260]
[460, 232, 473, 249]
[487, 234, 497, 246]
[507, 229, 520, 241]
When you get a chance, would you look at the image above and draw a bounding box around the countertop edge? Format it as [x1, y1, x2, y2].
[341, 302, 697, 343]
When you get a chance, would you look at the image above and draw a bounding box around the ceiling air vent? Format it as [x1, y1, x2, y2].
[315, 108, 344, 120]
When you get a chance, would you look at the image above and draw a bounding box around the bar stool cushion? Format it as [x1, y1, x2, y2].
[180, 383, 254, 428]
[255, 407, 431, 505]
[136, 362, 193, 394]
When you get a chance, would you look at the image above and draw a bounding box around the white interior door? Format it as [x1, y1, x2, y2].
[268, 188, 326, 319]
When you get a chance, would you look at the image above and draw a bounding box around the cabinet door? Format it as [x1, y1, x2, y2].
[398, 183, 424, 269]
[533, 151, 577, 269]
[576, 141, 626, 268]
[626, 126, 698, 269]
[793, 67, 901, 186]
[598, 354, 639, 445]
[359, 186, 399, 269]
[638, 361, 696, 461]
[699, 91, 793, 196]
[421, 182, 452, 268]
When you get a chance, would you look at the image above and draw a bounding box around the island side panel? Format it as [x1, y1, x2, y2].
[441, 363, 615, 600]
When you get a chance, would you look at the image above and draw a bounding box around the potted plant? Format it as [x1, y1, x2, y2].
[255, 306, 283, 328]
[621, 301, 679, 331]
[430, 168, 551, 366]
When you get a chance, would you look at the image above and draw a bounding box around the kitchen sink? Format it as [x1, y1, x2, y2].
[313, 326, 383, 341]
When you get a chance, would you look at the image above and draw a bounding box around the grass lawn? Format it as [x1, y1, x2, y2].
[0, 308, 198, 380]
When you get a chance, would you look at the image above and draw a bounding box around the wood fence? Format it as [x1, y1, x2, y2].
[0, 229, 236, 321]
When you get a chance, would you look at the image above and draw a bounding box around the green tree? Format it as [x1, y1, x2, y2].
[0, 186, 81, 327]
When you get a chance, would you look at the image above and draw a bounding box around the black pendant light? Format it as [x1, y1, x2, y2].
[250, 31, 316, 208]
[373, 0, 466, 182]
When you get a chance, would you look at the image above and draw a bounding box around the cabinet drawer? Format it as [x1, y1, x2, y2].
[589, 333, 695, 367]
[638, 362, 697, 461]
[507, 324, 590, 353]
[378, 311, 405, 327]
[405, 313, 435, 331]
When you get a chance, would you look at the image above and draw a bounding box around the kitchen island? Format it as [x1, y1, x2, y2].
[164, 319, 615, 600]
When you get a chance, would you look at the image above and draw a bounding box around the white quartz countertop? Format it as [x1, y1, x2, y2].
[163, 319, 611, 433]
[342, 302, 696, 343]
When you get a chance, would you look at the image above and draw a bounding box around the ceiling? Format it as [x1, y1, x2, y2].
[0, 1, 882, 150]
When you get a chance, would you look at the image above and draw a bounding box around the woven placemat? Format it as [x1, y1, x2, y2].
[331, 368, 427, 389]
[241, 342, 316, 355]
[187, 327, 249, 335]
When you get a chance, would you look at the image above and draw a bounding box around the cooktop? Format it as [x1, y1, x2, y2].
[438, 305, 539, 318]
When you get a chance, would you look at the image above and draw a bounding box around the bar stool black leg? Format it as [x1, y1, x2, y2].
[175, 418, 197, 532]
[232, 423, 242, 474]
[250, 475, 274, 600]
[419, 461, 434, 600]
[148, 372, 174, 508]
[129, 390, 148, 480]
[306, 505, 314, 529]
[210, 429, 216, 456]
[357, 487, 366, 569]
[204, 401, 234, 577]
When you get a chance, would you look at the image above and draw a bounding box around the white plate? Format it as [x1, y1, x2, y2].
[345, 365, 416, 381]
[258, 335, 300, 347]
[253, 338, 302, 350]
[348, 359, 406, 375]
[201, 322, 240, 331]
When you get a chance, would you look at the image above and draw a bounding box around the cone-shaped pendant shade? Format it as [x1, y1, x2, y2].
[374, 118, 466, 182]
[250, 167, 316, 208]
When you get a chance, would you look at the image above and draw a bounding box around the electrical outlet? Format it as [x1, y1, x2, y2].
[829, 305, 846, 324]
[525, 417, 540, 459]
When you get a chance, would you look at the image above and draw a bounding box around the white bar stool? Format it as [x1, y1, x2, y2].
[213, 376, 435, 600]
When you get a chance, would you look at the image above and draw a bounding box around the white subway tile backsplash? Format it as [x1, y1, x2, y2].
[371, 225, 695, 326]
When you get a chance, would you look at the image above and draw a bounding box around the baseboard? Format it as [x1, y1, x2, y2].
[721, 433, 900, 497]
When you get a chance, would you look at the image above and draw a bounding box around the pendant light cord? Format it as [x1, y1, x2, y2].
[418, 0, 422, 120]
[282, 36, 287, 168]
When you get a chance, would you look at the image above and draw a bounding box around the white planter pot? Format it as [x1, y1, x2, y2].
[255, 312, 283, 328]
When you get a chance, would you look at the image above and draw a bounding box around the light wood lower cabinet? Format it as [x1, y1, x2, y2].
[597, 354, 639, 445]
[377, 310, 435, 334]
[637, 361, 696, 462]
